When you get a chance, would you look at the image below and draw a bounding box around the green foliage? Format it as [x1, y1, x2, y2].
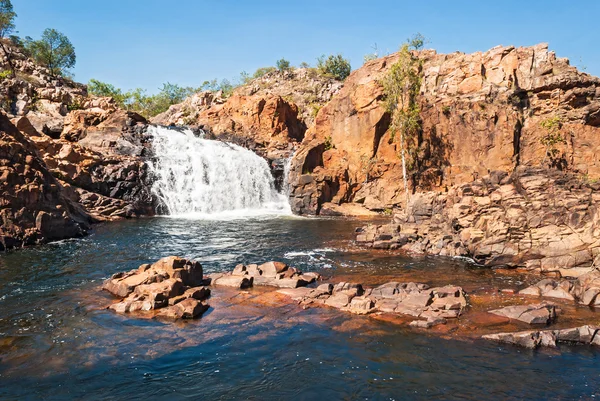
[67, 97, 83, 111]
[0, 0, 16, 39]
[276, 58, 291, 72]
[252, 66, 277, 79]
[442, 105, 451, 116]
[540, 115, 566, 161]
[324, 135, 333, 151]
[88, 79, 128, 106]
[299, 62, 310, 69]
[0, 69, 10, 80]
[317, 54, 351, 81]
[310, 103, 321, 118]
[25, 28, 76, 77]
[363, 43, 379, 64]
[379, 33, 425, 205]
[88, 79, 199, 118]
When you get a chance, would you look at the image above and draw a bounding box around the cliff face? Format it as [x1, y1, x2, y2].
[0, 44, 155, 250]
[151, 68, 343, 161]
[288, 43, 600, 215]
[0, 113, 90, 250]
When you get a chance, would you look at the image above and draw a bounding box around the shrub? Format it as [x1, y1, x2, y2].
[317, 54, 351, 81]
[276, 58, 291, 72]
[252, 66, 277, 79]
[0, 69, 11, 80]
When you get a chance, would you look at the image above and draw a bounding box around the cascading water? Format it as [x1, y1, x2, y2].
[147, 126, 291, 218]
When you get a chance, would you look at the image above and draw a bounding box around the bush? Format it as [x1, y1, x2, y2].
[276, 58, 291, 72]
[317, 54, 351, 81]
[252, 66, 276, 79]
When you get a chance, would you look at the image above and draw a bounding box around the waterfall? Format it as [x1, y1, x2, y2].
[147, 126, 291, 218]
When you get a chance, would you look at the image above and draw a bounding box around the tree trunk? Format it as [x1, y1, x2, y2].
[400, 130, 410, 210]
[0, 42, 16, 78]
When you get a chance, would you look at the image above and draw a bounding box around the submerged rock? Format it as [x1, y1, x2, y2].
[483, 325, 600, 349]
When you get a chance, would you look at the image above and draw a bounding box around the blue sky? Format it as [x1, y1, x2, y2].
[12, 1, 600, 93]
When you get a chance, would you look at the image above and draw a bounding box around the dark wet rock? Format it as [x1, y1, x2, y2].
[488, 303, 557, 325]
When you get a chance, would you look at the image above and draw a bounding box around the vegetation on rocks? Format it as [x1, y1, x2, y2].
[540, 115, 566, 166]
[24, 28, 76, 78]
[380, 34, 425, 207]
[316, 53, 351, 80]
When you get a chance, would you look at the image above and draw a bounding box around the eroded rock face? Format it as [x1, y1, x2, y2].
[0, 114, 90, 250]
[356, 167, 600, 272]
[288, 43, 600, 215]
[103, 256, 210, 319]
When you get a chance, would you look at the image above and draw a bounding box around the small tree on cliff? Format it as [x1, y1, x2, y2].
[380, 33, 425, 208]
[276, 58, 291, 72]
[0, 0, 17, 77]
[25, 29, 76, 78]
[317, 54, 351, 81]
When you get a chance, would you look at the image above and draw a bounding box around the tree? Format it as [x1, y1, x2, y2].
[276, 58, 291, 72]
[0, 0, 16, 76]
[25, 28, 76, 78]
[380, 34, 425, 208]
[88, 79, 127, 107]
[317, 54, 351, 80]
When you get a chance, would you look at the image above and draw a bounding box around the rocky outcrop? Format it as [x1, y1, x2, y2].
[279, 280, 467, 326]
[0, 113, 90, 250]
[520, 271, 600, 306]
[103, 256, 210, 319]
[355, 167, 600, 272]
[288, 43, 600, 215]
[207, 261, 320, 289]
[153, 68, 342, 132]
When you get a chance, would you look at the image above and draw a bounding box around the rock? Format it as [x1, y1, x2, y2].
[168, 287, 211, 306]
[483, 325, 600, 349]
[348, 297, 375, 314]
[158, 299, 209, 319]
[488, 303, 557, 325]
[325, 292, 354, 308]
[258, 261, 288, 278]
[213, 275, 253, 289]
[409, 317, 447, 329]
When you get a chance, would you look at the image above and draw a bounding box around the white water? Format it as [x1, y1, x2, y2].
[147, 126, 291, 219]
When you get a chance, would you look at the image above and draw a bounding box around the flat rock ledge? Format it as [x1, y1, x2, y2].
[103, 256, 211, 319]
[483, 325, 600, 349]
[278, 281, 467, 328]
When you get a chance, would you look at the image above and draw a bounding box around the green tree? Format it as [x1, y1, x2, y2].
[25, 28, 76, 78]
[380, 34, 425, 208]
[317, 54, 351, 80]
[0, 0, 17, 76]
[276, 58, 291, 72]
[87, 79, 127, 107]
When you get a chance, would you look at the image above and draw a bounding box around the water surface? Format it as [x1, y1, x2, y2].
[1, 217, 599, 400]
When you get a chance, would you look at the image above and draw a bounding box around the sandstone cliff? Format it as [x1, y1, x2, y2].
[0, 42, 154, 250]
[151, 68, 343, 160]
[288, 43, 600, 215]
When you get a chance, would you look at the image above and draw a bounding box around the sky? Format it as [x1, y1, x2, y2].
[12, 1, 600, 94]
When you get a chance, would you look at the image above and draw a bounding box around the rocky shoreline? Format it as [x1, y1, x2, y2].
[102, 255, 600, 350]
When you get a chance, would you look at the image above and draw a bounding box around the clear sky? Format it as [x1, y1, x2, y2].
[12, 1, 600, 93]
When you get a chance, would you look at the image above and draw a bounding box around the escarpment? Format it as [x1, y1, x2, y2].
[287, 43, 600, 215]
